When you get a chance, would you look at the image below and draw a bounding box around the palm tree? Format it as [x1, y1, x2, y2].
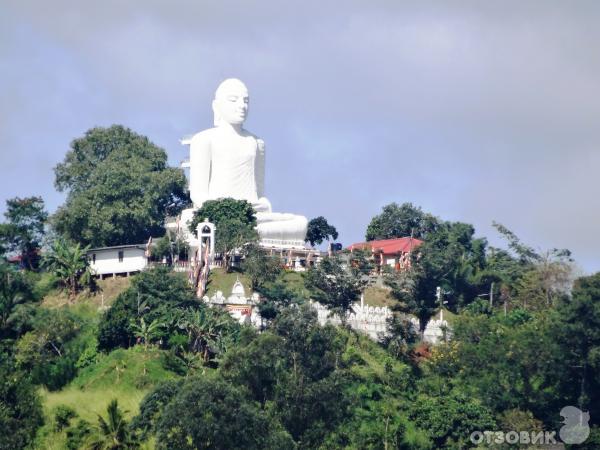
[42, 238, 91, 299]
[86, 399, 139, 449]
[177, 308, 232, 362]
[130, 317, 163, 351]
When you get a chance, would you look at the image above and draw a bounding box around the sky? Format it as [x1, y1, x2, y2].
[1, 1, 599, 272]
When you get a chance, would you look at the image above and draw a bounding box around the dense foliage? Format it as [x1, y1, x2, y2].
[0, 196, 47, 269]
[52, 125, 188, 247]
[42, 238, 94, 298]
[365, 202, 439, 241]
[1, 130, 598, 450]
[190, 197, 258, 270]
[0, 359, 44, 450]
[242, 243, 282, 290]
[305, 256, 369, 324]
[305, 216, 339, 247]
[99, 266, 209, 350]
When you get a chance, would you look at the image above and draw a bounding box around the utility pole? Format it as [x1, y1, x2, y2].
[489, 282, 494, 308]
[437, 286, 443, 321]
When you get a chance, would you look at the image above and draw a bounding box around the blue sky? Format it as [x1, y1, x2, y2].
[1, 1, 599, 272]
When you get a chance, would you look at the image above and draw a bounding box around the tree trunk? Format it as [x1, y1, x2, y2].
[419, 317, 427, 341]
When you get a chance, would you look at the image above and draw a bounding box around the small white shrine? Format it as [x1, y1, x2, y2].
[202, 279, 262, 328]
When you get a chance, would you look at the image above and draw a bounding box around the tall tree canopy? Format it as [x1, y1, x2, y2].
[365, 202, 439, 241]
[305, 216, 338, 247]
[385, 220, 489, 333]
[190, 198, 258, 270]
[305, 255, 369, 324]
[0, 196, 47, 269]
[53, 125, 188, 247]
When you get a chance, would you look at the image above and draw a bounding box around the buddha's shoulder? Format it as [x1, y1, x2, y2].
[243, 130, 264, 148]
[190, 128, 218, 144]
[189, 128, 264, 148]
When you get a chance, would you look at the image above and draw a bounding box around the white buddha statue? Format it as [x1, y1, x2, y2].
[182, 78, 308, 248]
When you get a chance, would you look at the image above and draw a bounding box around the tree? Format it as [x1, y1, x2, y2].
[150, 230, 189, 264]
[176, 307, 237, 363]
[220, 333, 287, 405]
[269, 307, 351, 446]
[385, 220, 489, 335]
[220, 308, 350, 447]
[0, 359, 44, 450]
[379, 314, 418, 360]
[0, 263, 36, 340]
[130, 317, 163, 351]
[155, 377, 293, 450]
[257, 280, 303, 323]
[488, 223, 574, 311]
[130, 380, 183, 440]
[305, 256, 368, 325]
[0, 196, 47, 269]
[189, 198, 258, 271]
[53, 125, 188, 247]
[42, 238, 93, 299]
[86, 399, 139, 449]
[14, 307, 89, 390]
[410, 391, 496, 448]
[365, 202, 439, 241]
[552, 273, 600, 422]
[305, 216, 338, 247]
[242, 243, 282, 290]
[0, 225, 9, 258]
[385, 267, 438, 338]
[97, 266, 199, 351]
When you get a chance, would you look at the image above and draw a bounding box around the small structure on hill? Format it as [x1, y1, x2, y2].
[203, 278, 262, 327]
[348, 237, 423, 272]
[87, 244, 148, 279]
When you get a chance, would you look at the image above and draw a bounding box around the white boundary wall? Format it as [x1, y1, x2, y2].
[310, 301, 450, 343]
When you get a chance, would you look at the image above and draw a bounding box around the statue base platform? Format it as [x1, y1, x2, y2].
[172, 208, 309, 251]
[258, 238, 307, 250]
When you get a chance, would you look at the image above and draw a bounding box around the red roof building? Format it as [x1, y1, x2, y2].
[348, 237, 423, 271]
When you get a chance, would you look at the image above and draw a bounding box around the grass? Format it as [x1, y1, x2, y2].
[38, 386, 152, 450]
[37, 346, 180, 450]
[205, 268, 308, 297]
[42, 385, 147, 424]
[438, 307, 458, 326]
[281, 270, 307, 293]
[72, 346, 179, 391]
[363, 286, 398, 308]
[42, 277, 131, 309]
[205, 268, 252, 296]
[343, 330, 410, 381]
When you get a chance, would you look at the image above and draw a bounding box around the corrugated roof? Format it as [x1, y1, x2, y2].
[87, 244, 147, 252]
[348, 237, 423, 255]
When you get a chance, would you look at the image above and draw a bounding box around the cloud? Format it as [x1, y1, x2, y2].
[1, 1, 599, 271]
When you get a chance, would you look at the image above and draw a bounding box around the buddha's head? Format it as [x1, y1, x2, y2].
[212, 78, 249, 127]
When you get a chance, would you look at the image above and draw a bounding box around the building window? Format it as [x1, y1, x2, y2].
[92, 254, 96, 264]
[118, 251, 124, 262]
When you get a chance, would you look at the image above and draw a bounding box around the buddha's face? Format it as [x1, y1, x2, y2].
[214, 80, 249, 126]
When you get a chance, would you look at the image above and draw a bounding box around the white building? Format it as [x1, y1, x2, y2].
[87, 244, 148, 278]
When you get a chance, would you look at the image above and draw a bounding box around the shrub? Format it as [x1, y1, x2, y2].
[97, 267, 198, 352]
[0, 360, 44, 450]
[53, 405, 77, 432]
